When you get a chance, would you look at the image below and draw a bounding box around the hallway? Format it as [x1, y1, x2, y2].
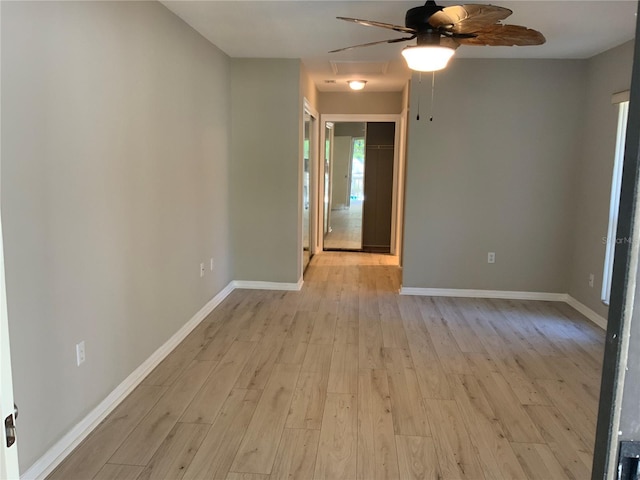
[49, 252, 603, 480]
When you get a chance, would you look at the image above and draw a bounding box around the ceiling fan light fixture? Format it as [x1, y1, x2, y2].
[348, 80, 367, 90]
[401, 45, 455, 72]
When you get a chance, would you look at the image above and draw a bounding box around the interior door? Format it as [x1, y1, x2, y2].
[0, 15, 20, 470]
[0, 211, 20, 479]
[323, 123, 366, 251]
[323, 122, 334, 236]
[302, 111, 312, 271]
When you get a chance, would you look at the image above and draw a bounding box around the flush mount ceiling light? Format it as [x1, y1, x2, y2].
[401, 44, 455, 72]
[348, 80, 367, 90]
[330, 1, 545, 73]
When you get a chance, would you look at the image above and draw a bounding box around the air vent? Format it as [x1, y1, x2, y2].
[324, 79, 337, 84]
[330, 61, 389, 76]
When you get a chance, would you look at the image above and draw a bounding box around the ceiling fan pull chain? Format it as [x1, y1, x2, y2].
[430, 71, 435, 122]
[416, 72, 422, 121]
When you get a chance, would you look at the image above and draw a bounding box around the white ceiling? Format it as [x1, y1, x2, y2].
[162, 1, 637, 92]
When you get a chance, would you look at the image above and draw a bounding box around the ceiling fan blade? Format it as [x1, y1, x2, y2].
[329, 36, 416, 53]
[336, 17, 417, 34]
[456, 24, 546, 46]
[430, 4, 512, 33]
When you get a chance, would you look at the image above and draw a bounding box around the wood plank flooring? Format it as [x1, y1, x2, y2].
[324, 201, 363, 250]
[48, 252, 604, 480]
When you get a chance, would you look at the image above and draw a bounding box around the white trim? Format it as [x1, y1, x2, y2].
[21, 282, 235, 480]
[394, 107, 408, 262]
[321, 114, 400, 123]
[565, 295, 608, 330]
[390, 117, 401, 255]
[399, 287, 566, 301]
[602, 100, 630, 304]
[301, 98, 318, 275]
[399, 287, 608, 330]
[303, 98, 319, 119]
[232, 279, 303, 291]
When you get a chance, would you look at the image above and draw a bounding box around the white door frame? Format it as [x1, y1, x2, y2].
[301, 98, 320, 276]
[0, 212, 19, 480]
[318, 121, 335, 253]
[396, 108, 409, 263]
[0, 4, 21, 474]
[318, 114, 404, 255]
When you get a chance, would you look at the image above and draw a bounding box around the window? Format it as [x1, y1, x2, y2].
[602, 99, 629, 305]
[350, 138, 365, 201]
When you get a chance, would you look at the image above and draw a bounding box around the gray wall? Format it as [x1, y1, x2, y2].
[1, 1, 232, 471]
[335, 122, 366, 137]
[403, 59, 587, 292]
[319, 91, 403, 115]
[230, 59, 302, 283]
[568, 41, 635, 318]
[301, 65, 319, 112]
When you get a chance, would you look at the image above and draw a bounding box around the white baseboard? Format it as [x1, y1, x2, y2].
[232, 279, 303, 291]
[565, 295, 608, 330]
[399, 287, 566, 302]
[399, 287, 607, 330]
[21, 282, 235, 480]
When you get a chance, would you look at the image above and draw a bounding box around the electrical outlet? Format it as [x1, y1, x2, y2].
[76, 341, 85, 366]
[210, 258, 214, 271]
[200, 263, 205, 278]
[589, 273, 595, 288]
[488, 252, 496, 264]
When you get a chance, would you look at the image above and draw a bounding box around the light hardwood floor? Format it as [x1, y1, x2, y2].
[324, 201, 363, 250]
[48, 252, 604, 480]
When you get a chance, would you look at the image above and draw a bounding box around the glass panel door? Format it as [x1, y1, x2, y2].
[302, 111, 313, 271]
[323, 122, 366, 250]
[324, 122, 334, 237]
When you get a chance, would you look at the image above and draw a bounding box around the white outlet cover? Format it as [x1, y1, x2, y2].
[210, 258, 214, 271]
[200, 263, 205, 277]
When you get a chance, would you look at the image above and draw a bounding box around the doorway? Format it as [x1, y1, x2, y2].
[320, 116, 401, 255]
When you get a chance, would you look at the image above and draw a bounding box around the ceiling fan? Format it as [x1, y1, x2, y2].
[330, 0, 545, 72]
